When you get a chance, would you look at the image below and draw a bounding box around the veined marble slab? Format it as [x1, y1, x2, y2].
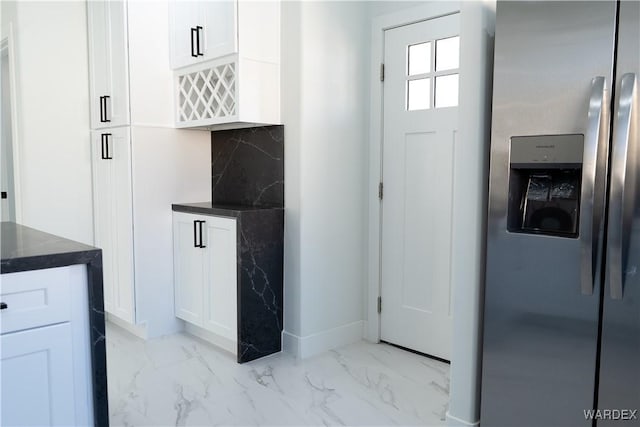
[107, 322, 449, 426]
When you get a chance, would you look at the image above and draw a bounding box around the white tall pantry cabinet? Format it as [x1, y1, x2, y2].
[87, 0, 210, 337]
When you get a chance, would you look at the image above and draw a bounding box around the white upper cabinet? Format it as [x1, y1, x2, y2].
[169, 1, 237, 70]
[170, 0, 281, 130]
[87, 0, 130, 129]
[87, 0, 175, 129]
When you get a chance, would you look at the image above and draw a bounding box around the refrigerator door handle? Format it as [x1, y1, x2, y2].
[606, 73, 637, 300]
[580, 76, 608, 296]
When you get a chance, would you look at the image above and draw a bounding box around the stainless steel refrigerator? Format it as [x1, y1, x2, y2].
[481, 1, 639, 426]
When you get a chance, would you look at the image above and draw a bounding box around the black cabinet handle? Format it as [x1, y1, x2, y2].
[101, 133, 112, 160]
[101, 133, 107, 159]
[193, 220, 198, 247]
[106, 133, 113, 159]
[104, 96, 111, 122]
[197, 220, 206, 248]
[190, 27, 197, 57]
[193, 220, 206, 248]
[99, 96, 111, 123]
[196, 26, 203, 56]
[0, 302, 7, 310]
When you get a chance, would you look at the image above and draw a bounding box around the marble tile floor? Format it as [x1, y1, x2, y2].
[106, 322, 450, 427]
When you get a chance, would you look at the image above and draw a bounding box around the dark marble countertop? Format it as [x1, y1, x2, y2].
[1, 222, 101, 274]
[172, 201, 283, 217]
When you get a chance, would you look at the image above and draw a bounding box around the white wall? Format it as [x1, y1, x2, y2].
[281, 1, 370, 358]
[368, 1, 426, 18]
[3, 1, 93, 244]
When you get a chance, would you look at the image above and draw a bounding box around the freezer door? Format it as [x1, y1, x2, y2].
[481, 1, 617, 426]
[598, 1, 640, 425]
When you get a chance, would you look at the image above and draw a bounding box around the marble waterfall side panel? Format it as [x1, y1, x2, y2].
[237, 208, 285, 362]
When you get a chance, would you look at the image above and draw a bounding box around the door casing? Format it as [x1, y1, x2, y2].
[366, 2, 461, 344]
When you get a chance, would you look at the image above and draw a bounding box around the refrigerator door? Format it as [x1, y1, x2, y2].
[598, 1, 640, 424]
[481, 2, 616, 426]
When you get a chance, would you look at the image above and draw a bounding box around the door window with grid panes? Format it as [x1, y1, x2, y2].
[406, 35, 459, 110]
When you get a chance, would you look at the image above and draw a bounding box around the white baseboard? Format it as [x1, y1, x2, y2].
[282, 320, 364, 359]
[446, 411, 480, 426]
[184, 323, 237, 357]
[106, 314, 148, 339]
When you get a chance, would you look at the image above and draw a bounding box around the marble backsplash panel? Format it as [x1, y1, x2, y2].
[211, 126, 284, 208]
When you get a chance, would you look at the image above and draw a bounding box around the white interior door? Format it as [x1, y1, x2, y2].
[380, 14, 460, 361]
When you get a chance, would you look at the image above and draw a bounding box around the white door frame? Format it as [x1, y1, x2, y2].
[368, 2, 496, 425]
[366, 2, 460, 343]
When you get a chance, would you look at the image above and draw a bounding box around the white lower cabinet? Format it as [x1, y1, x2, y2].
[173, 211, 237, 350]
[0, 266, 93, 427]
[1, 325, 75, 426]
[91, 127, 135, 324]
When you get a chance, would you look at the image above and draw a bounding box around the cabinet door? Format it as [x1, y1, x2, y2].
[87, 0, 130, 129]
[1, 324, 75, 426]
[169, 1, 200, 69]
[173, 211, 206, 325]
[169, 0, 237, 69]
[91, 128, 135, 323]
[202, 216, 237, 341]
[106, 0, 130, 128]
[199, 1, 237, 61]
[87, 0, 110, 129]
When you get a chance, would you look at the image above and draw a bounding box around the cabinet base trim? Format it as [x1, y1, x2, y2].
[106, 314, 147, 339]
[184, 323, 237, 356]
[445, 411, 480, 426]
[282, 320, 364, 360]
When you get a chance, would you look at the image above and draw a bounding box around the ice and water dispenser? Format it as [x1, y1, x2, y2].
[508, 135, 584, 237]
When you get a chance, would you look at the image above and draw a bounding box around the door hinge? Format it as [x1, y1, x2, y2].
[377, 296, 382, 313]
[378, 182, 384, 200]
[380, 63, 385, 82]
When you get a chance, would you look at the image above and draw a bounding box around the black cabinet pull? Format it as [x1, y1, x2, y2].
[104, 96, 111, 122]
[101, 134, 107, 159]
[197, 220, 206, 248]
[101, 133, 113, 160]
[193, 220, 198, 247]
[99, 96, 111, 123]
[105, 133, 113, 159]
[190, 27, 197, 57]
[193, 220, 206, 248]
[0, 302, 7, 310]
[196, 26, 203, 56]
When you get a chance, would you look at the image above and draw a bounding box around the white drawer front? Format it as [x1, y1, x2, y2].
[0, 267, 73, 334]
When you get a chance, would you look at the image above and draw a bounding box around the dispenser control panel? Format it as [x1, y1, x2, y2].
[510, 135, 584, 167]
